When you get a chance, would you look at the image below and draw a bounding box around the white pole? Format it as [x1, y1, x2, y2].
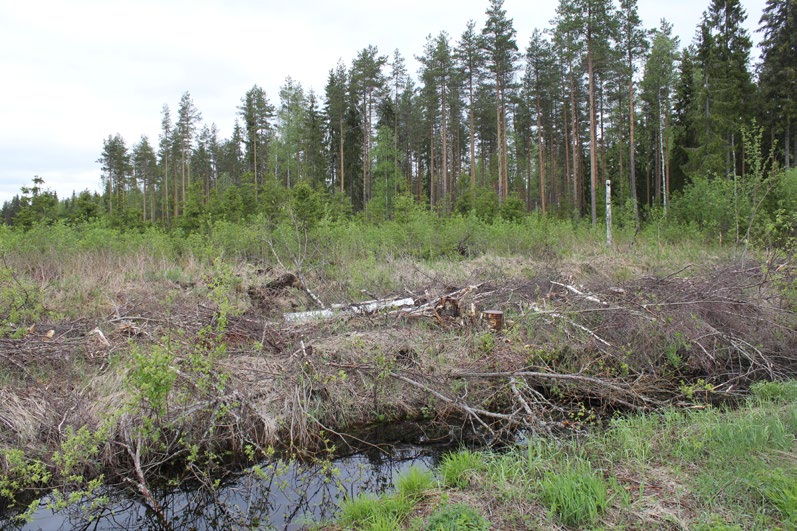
[605, 179, 612, 247]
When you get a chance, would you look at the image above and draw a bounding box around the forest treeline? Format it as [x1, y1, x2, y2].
[2, 0, 796, 240]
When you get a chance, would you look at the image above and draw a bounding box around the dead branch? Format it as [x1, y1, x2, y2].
[530, 303, 612, 348]
[452, 370, 662, 409]
[550, 281, 608, 306]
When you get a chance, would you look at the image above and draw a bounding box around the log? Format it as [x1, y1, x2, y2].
[284, 297, 415, 324]
[482, 310, 503, 331]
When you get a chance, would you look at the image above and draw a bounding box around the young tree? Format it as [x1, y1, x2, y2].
[14, 177, 59, 228]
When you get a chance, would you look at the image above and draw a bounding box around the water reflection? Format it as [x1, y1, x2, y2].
[14, 444, 440, 530]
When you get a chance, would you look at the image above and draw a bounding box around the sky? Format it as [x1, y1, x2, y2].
[0, 0, 768, 205]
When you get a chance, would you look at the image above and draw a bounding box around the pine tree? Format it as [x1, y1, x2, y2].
[641, 21, 679, 211]
[98, 134, 131, 215]
[158, 105, 172, 223]
[132, 136, 157, 222]
[350, 46, 387, 209]
[553, 0, 586, 215]
[525, 30, 559, 214]
[419, 32, 456, 211]
[455, 20, 486, 206]
[482, 0, 518, 204]
[275, 78, 308, 188]
[324, 62, 349, 193]
[238, 85, 274, 199]
[617, 0, 648, 228]
[176, 92, 202, 215]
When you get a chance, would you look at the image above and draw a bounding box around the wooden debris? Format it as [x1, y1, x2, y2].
[482, 310, 503, 331]
[284, 297, 415, 324]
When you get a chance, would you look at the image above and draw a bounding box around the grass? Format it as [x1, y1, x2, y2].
[334, 381, 797, 530]
[538, 458, 609, 527]
[337, 467, 432, 530]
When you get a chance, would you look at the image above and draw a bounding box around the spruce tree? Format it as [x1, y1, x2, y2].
[757, 0, 797, 168]
[692, 0, 754, 178]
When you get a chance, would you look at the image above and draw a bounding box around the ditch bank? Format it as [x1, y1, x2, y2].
[1, 256, 795, 526]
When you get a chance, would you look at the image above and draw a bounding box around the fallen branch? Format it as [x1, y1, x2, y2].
[551, 281, 608, 306]
[453, 370, 661, 409]
[388, 371, 521, 437]
[530, 303, 612, 348]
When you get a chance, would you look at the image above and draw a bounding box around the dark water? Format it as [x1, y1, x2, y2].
[7, 441, 449, 530]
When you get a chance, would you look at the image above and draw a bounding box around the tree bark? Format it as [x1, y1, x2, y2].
[629, 81, 640, 229]
[588, 42, 598, 226]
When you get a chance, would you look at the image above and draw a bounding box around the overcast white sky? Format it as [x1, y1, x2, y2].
[0, 0, 767, 204]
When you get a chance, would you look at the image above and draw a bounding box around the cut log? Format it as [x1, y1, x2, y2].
[482, 310, 503, 331]
[284, 297, 415, 324]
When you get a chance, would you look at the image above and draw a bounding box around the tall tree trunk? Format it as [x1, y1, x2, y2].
[142, 178, 147, 223]
[562, 82, 571, 211]
[629, 81, 640, 229]
[173, 156, 179, 219]
[496, 77, 504, 204]
[253, 134, 258, 201]
[181, 145, 186, 215]
[570, 70, 580, 214]
[469, 74, 476, 204]
[536, 91, 546, 215]
[588, 45, 598, 226]
[430, 121, 436, 208]
[339, 117, 345, 193]
[441, 76, 448, 213]
[163, 155, 169, 224]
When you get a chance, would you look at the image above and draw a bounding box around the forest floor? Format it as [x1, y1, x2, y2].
[1, 241, 795, 527]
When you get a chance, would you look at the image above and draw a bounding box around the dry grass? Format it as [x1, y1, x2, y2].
[0, 237, 794, 518]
